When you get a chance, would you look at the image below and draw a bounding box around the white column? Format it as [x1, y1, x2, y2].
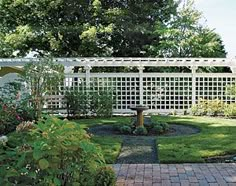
[138, 66, 145, 105]
[191, 66, 198, 105]
[230, 66, 236, 73]
[64, 66, 74, 87]
[84, 65, 92, 92]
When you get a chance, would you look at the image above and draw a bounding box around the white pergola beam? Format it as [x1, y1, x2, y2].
[0, 57, 236, 68]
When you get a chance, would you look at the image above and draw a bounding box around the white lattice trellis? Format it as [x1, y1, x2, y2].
[1, 58, 236, 113]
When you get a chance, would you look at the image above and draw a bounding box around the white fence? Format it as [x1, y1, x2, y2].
[1, 58, 236, 113]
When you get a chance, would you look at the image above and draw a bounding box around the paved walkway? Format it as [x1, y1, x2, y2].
[113, 163, 236, 186]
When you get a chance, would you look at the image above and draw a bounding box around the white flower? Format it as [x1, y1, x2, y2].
[0, 136, 8, 145]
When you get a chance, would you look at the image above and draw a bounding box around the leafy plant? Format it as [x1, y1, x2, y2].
[65, 89, 89, 118]
[191, 99, 224, 116]
[0, 82, 34, 134]
[65, 89, 114, 118]
[0, 117, 105, 186]
[133, 126, 148, 135]
[160, 122, 169, 131]
[224, 104, 236, 118]
[21, 57, 64, 119]
[94, 166, 116, 186]
[119, 125, 132, 134]
[90, 90, 114, 118]
[152, 125, 164, 134]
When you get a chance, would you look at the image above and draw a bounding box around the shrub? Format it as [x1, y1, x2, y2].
[65, 89, 114, 118]
[94, 166, 116, 186]
[119, 125, 132, 134]
[160, 122, 169, 131]
[152, 125, 164, 134]
[207, 99, 225, 116]
[133, 126, 148, 135]
[16, 121, 35, 133]
[90, 90, 114, 118]
[21, 57, 64, 119]
[224, 104, 236, 117]
[0, 82, 35, 134]
[0, 117, 105, 186]
[65, 89, 89, 118]
[191, 99, 224, 116]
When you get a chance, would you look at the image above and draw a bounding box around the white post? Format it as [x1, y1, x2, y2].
[230, 66, 236, 73]
[64, 66, 74, 87]
[191, 66, 198, 106]
[138, 66, 145, 105]
[84, 65, 92, 92]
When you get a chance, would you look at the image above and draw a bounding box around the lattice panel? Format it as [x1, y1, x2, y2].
[46, 75, 86, 110]
[90, 74, 140, 110]
[44, 72, 236, 113]
[196, 75, 236, 104]
[143, 75, 192, 111]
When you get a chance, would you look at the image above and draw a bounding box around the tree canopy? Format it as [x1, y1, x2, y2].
[147, 0, 227, 58]
[0, 0, 227, 58]
[0, 0, 177, 57]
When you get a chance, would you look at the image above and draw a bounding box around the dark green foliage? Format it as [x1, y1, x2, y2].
[148, 0, 226, 59]
[151, 122, 169, 135]
[152, 125, 164, 134]
[94, 166, 116, 186]
[0, 117, 105, 185]
[133, 126, 148, 135]
[119, 125, 132, 134]
[65, 89, 89, 117]
[65, 89, 114, 118]
[0, 0, 177, 57]
[90, 90, 114, 118]
[0, 82, 35, 134]
[160, 122, 169, 131]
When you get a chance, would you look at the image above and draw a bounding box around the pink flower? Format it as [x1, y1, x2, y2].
[3, 104, 7, 111]
[16, 92, 21, 100]
[16, 115, 21, 121]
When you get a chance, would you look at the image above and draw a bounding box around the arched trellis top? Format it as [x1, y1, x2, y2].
[0, 57, 236, 67]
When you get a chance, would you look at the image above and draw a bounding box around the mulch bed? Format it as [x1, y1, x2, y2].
[88, 123, 200, 137]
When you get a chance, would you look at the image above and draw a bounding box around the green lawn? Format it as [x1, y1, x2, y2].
[74, 116, 131, 129]
[152, 115, 236, 163]
[74, 116, 131, 164]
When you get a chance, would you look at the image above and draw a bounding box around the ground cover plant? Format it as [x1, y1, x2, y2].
[153, 115, 236, 163]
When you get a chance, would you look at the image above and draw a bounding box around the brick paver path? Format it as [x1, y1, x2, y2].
[113, 163, 236, 186]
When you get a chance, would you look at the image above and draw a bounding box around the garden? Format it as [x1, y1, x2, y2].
[1, 58, 236, 185]
[0, 0, 236, 185]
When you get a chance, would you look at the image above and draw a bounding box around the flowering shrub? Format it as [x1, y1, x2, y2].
[16, 121, 35, 133]
[0, 101, 23, 134]
[0, 117, 107, 186]
[0, 82, 35, 134]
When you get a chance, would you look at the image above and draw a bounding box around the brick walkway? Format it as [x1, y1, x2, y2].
[113, 163, 236, 186]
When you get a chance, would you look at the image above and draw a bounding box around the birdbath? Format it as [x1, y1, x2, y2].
[130, 105, 149, 127]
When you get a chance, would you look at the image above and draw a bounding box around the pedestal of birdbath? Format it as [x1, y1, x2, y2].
[130, 105, 149, 127]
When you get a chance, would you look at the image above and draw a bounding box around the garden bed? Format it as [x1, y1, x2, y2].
[88, 123, 200, 136]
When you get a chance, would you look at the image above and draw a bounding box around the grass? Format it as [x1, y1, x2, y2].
[74, 116, 131, 129]
[91, 136, 122, 164]
[152, 115, 236, 163]
[74, 116, 131, 164]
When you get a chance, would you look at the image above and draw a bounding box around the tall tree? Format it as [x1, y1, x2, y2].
[0, 0, 178, 57]
[148, 0, 227, 58]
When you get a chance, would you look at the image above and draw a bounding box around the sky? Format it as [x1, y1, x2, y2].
[195, 0, 236, 58]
